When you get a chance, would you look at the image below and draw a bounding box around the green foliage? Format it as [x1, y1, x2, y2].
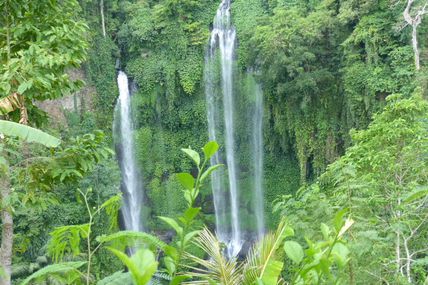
[20, 261, 86, 285]
[96, 271, 131, 285]
[0, 0, 88, 124]
[19, 130, 114, 192]
[96, 231, 167, 252]
[85, 35, 119, 130]
[278, 93, 428, 284]
[158, 141, 222, 279]
[119, 0, 216, 98]
[249, 0, 422, 182]
[47, 224, 90, 262]
[107, 248, 157, 285]
[0, 120, 60, 147]
[186, 215, 353, 284]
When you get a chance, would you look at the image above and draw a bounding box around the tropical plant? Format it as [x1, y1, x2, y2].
[20, 261, 87, 285]
[0, 0, 88, 119]
[107, 248, 157, 285]
[45, 188, 120, 284]
[0, 122, 61, 285]
[185, 213, 354, 285]
[276, 92, 428, 284]
[157, 141, 223, 284]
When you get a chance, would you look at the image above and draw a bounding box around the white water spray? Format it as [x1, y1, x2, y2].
[206, 0, 242, 258]
[253, 84, 265, 239]
[115, 71, 144, 232]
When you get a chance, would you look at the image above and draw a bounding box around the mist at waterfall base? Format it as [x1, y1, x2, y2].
[205, 0, 265, 258]
[114, 71, 145, 233]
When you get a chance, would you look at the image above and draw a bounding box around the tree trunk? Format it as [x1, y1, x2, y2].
[403, 237, 412, 283]
[0, 175, 12, 285]
[412, 25, 420, 70]
[100, 0, 106, 38]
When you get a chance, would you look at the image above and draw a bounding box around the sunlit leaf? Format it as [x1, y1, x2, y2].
[284, 241, 304, 264]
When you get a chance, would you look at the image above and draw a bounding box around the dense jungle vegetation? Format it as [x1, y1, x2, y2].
[0, 0, 428, 284]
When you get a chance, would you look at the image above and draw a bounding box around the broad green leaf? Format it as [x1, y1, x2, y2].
[183, 230, 200, 246]
[179, 207, 200, 224]
[331, 243, 350, 267]
[21, 261, 86, 285]
[159, 216, 183, 236]
[202, 141, 219, 160]
[320, 223, 330, 240]
[200, 164, 223, 182]
[333, 208, 348, 232]
[183, 190, 192, 206]
[284, 241, 304, 264]
[404, 186, 428, 203]
[176, 173, 195, 190]
[107, 248, 157, 285]
[164, 245, 179, 261]
[0, 120, 60, 147]
[170, 275, 190, 285]
[284, 226, 295, 238]
[181, 148, 200, 166]
[260, 260, 283, 285]
[97, 271, 131, 285]
[164, 256, 176, 275]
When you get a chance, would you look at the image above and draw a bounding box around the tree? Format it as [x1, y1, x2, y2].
[0, 127, 113, 285]
[280, 91, 428, 283]
[0, 0, 88, 122]
[0, 122, 60, 285]
[0, 1, 88, 284]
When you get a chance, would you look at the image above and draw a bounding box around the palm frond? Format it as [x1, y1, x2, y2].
[185, 227, 242, 285]
[242, 219, 289, 285]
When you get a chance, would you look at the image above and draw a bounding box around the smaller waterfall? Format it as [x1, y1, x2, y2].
[115, 71, 144, 232]
[206, 60, 229, 243]
[253, 84, 265, 239]
[207, 0, 242, 258]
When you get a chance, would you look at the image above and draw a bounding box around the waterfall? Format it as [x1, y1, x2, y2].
[206, 0, 242, 258]
[115, 71, 144, 232]
[253, 83, 265, 239]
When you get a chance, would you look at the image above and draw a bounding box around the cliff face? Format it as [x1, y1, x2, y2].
[36, 68, 96, 127]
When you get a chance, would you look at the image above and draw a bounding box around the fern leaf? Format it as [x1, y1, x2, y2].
[96, 231, 167, 251]
[99, 194, 122, 230]
[47, 224, 90, 262]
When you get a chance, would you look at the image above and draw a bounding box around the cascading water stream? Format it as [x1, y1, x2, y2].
[253, 84, 265, 239]
[115, 71, 144, 233]
[206, 0, 242, 258]
[205, 61, 228, 243]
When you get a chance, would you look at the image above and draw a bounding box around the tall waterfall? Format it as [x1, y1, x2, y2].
[206, 0, 242, 258]
[115, 71, 144, 232]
